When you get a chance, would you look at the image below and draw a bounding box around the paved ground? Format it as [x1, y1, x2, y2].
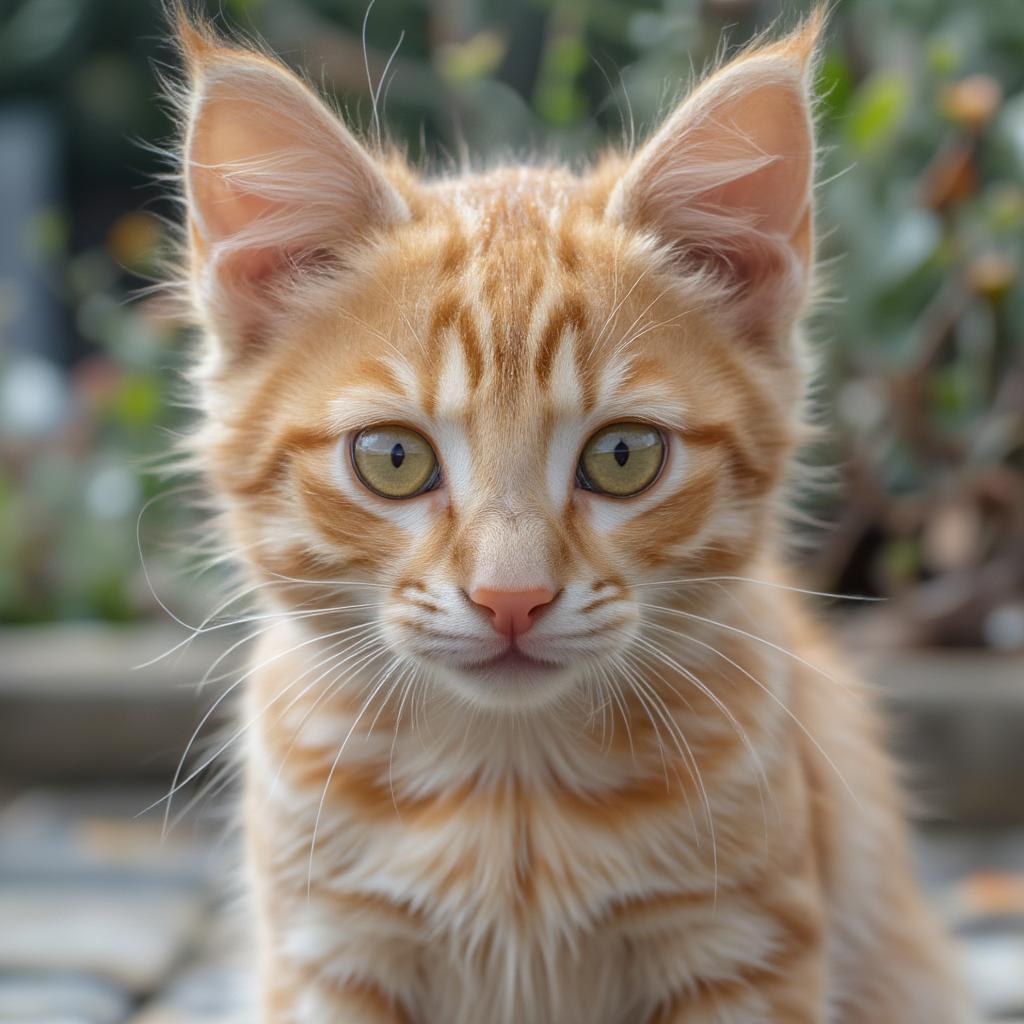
[1, 786, 1022, 1023]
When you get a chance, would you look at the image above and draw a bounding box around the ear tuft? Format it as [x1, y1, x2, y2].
[607, 10, 826, 334]
[755, 5, 826, 68]
[170, 3, 236, 78]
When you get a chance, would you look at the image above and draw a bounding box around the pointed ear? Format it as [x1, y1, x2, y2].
[177, 19, 409, 353]
[606, 14, 823, 337]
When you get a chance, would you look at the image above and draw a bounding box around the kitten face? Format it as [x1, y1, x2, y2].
[202, 169, 801, 711]
[180, 23, 816, 712]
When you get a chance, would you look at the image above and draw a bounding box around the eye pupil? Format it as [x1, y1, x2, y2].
[353, 427, 439, 499]
[578, 422, 664, 497]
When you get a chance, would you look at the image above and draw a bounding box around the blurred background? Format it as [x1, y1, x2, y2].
[0, 0, 1022, 1021]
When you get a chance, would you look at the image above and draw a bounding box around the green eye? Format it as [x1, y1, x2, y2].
[578, 422, 664, 497]
[352, 426, 440, 499]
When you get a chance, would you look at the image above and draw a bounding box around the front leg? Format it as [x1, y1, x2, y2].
[630, 878, 827, 1024]
[644, 946, 826, 1024]
[249, 813, 423, 1024]
[255, 893, 422, 1024]
[261, 958, 415, 1024]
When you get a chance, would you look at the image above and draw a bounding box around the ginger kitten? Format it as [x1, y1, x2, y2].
[171, 10, 972, 1023]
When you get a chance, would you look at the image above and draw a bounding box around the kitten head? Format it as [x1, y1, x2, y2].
[176, 13, 822, 712]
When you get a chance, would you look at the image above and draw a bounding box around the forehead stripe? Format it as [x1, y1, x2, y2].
[572, 325, 598, 413]
[423, 292, 462, 418]
[458, 305, 484, 392]
[535, 295, 587, 389]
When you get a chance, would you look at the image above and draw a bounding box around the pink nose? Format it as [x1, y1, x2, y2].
[469, 587, 555, 638]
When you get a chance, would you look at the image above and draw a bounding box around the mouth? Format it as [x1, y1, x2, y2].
[471, 647, 563, 673]
[439, 642, 578, 710]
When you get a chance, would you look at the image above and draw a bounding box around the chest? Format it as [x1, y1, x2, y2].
[277, 773, 782, 1024]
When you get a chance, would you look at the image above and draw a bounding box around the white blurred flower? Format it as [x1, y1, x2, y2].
[983, 604, 1024, 652]
[85, 463, 139, 521]
[0, 356, 67, 437]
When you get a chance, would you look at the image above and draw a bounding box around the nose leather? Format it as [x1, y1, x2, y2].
[469, 587, 555, 638]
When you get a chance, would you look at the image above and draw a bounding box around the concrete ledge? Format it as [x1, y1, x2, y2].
[0, 625, 238, 784]
[1, 626, 1022, 822]
[866, 649, 1024, 825]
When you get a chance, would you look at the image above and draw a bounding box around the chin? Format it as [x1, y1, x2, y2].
[436, 651, 583, 713]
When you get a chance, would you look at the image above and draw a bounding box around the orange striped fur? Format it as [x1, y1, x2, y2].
[172, 9, 971, 1023]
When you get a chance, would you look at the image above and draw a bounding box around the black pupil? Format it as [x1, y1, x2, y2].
[614, 439, 630, 467]
[390, 443, 405, 468]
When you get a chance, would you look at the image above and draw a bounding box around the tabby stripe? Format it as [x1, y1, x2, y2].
[457, 305, 485, 391]
[423, 293, 463, 417]
[536, 295, 587, 388]
[681, 422, 773, 495]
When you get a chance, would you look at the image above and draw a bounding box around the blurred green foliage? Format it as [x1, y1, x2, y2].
[0, 0, 1022, 645]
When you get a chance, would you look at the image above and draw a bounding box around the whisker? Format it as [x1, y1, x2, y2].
[138, 600, 381, 671]
[638, 602, 856, 695]
[588, 265, 655, 359]
[144, 621, 382, 827]
[388, 665, 422, 817]
[598, 285, 671, 367]
[646, 620, 859, 809]
[136, 486, 213, 631]
[636, 575, 882, 603]
[616, 649, 718, 898]
[307, 655, 409, 895]
[604, 668, 635, 763]
[632, 632, 773, 841]
[609, 307, 694, 362]
[266, 637, 395, 801]
[587, 666, 614, 754]
[613, 651, 710, 874]
[258, 569, 390, 590]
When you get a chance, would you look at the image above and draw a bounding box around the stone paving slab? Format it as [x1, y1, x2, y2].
[1, 788, 1022, 1022]
[0, 789, 219, 884]
[0, 887, 206, 993]
[0, 974, 132, 1024]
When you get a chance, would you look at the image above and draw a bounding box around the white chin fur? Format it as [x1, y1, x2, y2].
[432, 659, 584, 713]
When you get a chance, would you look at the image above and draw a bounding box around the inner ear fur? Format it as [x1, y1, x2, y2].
[176, 14, 410, 351]
[606, 13, 824, 334]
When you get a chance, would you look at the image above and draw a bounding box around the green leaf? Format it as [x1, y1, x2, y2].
[818, 53, 853, 119]
[846, 73, 911, 155]
[112, 374, 161, 428]
[437, 32, 506, 84]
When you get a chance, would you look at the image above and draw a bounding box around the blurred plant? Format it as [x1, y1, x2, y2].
[808, 0, 1024, 648]
[0, 204, 198, 622]
[0, 0, 1021, 646]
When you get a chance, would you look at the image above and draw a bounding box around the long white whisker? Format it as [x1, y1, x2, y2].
[588, 266, 654, 359]
[137, 600, 381, 670]
[388, 665, 422, 817]
[266, 638, 395, 801]
[604, 285, 672, 358]
[306, 655, 409, 895]
[638, 603, 855, 694]
[616, 649, 718, 898]
[632, 633, 770, 795]
[646, 620, 860, 809]
[636, 575, 882, 603]
[142, 598, 382, 675]
[145, 622, 381, 826]
[258, 569, 389, 590]
[632, 633, 772, 841]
